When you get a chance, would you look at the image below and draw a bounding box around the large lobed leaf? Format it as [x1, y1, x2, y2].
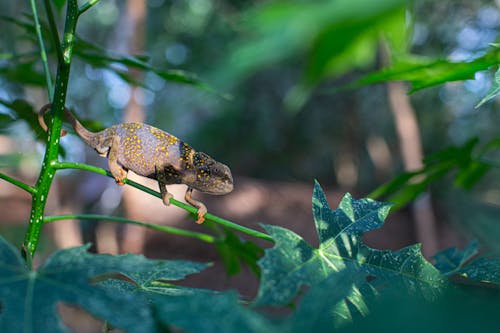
[433, 240, 500, 286]
[255, 181, 447, 310]
[0, 236, 208, 333]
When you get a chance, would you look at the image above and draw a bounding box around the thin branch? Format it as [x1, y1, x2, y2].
[29, 0, 53, 98]
[79, 0, 101, 17]
[0, 172, 36, 194]
[43, 0, 63, 64]
[43, 214, 217, 243]
[52, 161, 274, 242]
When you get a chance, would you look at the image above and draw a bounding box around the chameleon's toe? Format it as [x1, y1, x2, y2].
[162, 192, 173, 206]
[195, 206, 207, 224]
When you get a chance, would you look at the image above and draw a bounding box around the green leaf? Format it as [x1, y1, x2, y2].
[255, 181, 446, 308]
[73, 37, 215, 92]
[357, 47, 500, 93]
[0, 61, 46, 86]
[100, 259, 212, 298]
[0, 99, 67, 155]
[0, 236, 207, 333]
[286, 270, 376, 330]
[338, 286, 500, 333]
[52, 0, 67, 12]
[0, 154, 23, 168]
[152, 291, 276, 333]
[476, 67, 500, 108]
[228, 0, 410, 82]
[433, 240, 479, 275]
[215, 228, 264, 276]
[370, 138, 493, 208]
[433, 241, 500, 286]
[0, 99, 48, 140]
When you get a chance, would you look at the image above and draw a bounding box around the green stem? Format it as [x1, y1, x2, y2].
[29, 0, 53, 98]
[79, 0, 101, 16]
[43, 0, 63, 64]
[24, 0, 80, 257]
[0, 172, 35, 194]
[53, 161, 273, 242]
[43, 214, 216, 243]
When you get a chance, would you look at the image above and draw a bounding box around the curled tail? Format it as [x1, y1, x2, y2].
[38, 104, 96, 144]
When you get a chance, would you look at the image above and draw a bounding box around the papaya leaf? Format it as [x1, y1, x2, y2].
[0, 236, 207, 333]
[338, 286, 500, 333]
[476, 67, 500, 108]
[433, 240, 500, 286]
[152, 291, 276, 333]
[433, 240, 479, 275]
[285, 270, 376, 330]
[215, 228, 264, 277]
[254, 181, 447, 308]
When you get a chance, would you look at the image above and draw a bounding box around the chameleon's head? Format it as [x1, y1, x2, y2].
[188, 151, 234, 195]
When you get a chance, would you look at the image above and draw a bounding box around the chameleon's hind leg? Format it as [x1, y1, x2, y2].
[185, 187, 207, 224]
[108, 135, 128, 185]
[156, 165, 174, 206]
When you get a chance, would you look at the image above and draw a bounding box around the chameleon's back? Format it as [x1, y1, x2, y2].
[113, 123, 193, 181]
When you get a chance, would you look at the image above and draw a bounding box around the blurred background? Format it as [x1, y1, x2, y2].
[0, 0, 499, 299]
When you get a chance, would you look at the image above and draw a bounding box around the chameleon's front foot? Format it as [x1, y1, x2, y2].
[113, 168, 127, 186]
[162, 192, 173, 206]
[185, 187, 207, 224]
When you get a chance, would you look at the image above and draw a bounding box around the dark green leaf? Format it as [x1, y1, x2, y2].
[0, 99, 48, 140]
[338, 286, 500, 333]
[357, 47, 500, 93]
[434, 241, 500, 286]
[73, 37, 215, 92]
[457, 257, 500, 286]
[227, 0, 410, 83]
[476, 67, 500, 108]
[370, 138, 493, 208]
[433, 240, 479, 275]
[0, 61, 46, 86]
[0, 99, 63, 153]
[0, 236, 207, 333]
[453, 160, 491, 189]
[215, 228, 264, 276]
[286, 270, 376, 330]
[0, 113, 15, 131]
[52, 0, 67, 12]
[255, 181, 446, 310]
[0, 154, 23, 168]
[152, 291, 276, 333]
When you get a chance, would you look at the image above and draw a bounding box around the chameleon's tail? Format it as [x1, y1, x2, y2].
[38, 103, 96, 143]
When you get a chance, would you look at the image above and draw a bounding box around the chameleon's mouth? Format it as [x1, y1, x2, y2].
[205, 181, 234, 195]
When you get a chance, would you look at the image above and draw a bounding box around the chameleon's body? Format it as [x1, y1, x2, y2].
[38, 104, 233, 223]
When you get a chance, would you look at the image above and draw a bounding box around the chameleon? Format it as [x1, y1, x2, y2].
[38, 104, 233, 224]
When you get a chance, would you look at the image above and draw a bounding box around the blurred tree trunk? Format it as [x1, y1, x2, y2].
[122, 0, 147, 254]
[386, 81, 439, 257]
[98, 0, 147, 254]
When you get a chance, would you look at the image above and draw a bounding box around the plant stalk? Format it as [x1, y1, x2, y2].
[23, 0, 80, 258]
[53, 161, 273, 242]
